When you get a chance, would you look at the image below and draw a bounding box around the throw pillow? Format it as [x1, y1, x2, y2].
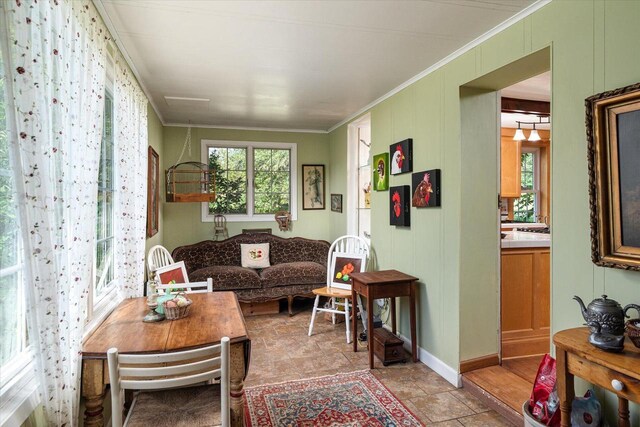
[240, 243, 270, 269]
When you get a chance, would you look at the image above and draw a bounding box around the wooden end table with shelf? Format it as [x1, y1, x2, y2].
[553, 327, 640, 427]
[350, 269, 418, 369]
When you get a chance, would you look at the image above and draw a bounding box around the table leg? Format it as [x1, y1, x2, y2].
[555, 349, 574, 427]
[390, 298, 396, 335]
[617, 397, 630, 427]
[82, 359, 107, 427]
[230, 342, 247, 427]
[352, 287, 358, 353]
[367, 295, 374, 369]
[409, 282, 418, 362]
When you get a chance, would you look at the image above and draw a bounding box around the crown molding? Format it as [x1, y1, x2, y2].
[327, 0, 552, 133]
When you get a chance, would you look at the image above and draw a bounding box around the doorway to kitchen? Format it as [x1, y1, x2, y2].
[457, 48, 552, 424]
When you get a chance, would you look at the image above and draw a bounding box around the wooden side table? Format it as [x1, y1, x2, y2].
[350, 270, 419, 369]
[553, 327, 640, 427]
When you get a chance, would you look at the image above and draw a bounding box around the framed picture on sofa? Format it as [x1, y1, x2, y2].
[330, 252, 366, 290]
[155, 261, 188, 285]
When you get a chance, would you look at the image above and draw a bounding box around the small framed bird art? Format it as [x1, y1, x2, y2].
[373, 153, 389, 191]
[412, 169, 441, 208]
[389, 138, 413, 175]
[389, 185, 411, 226]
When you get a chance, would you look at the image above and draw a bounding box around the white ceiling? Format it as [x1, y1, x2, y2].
[99, 0, 539, 131]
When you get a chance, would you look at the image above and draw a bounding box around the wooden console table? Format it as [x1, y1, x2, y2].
[554, 327, 640, 427]
[350, 270, 418, 369]
[82, 292, 251, 427]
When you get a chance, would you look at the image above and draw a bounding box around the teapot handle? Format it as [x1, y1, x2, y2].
[623, 304, 640, 318]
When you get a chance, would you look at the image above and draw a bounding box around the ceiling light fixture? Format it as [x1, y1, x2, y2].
[512, 115, 550, 142]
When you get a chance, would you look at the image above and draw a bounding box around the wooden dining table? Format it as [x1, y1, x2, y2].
[81, 291, 251, 427]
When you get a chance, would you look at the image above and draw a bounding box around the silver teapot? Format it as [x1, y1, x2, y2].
[573, 295, 640, 336]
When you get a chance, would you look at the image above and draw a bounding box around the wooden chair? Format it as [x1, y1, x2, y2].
[107, 337, 230, 427]
[213, 214, 229, 240]
[308, 235, 370, 343]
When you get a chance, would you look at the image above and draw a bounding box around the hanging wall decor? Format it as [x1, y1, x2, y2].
[302, 164, 325, 209]
[373, 153, 389, 191]
[389, 139, 413, 175]
[412, 169, 441, 208]
[331, 194, 343, 213]
[389, 185, 411, 226]
[586, 81, 640, 271]
[147, 146, 160, 237]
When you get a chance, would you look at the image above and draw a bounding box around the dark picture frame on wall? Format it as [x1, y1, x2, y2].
[389, 185, 410, 226]
[586, 81, 640, 271]
[302, 164, 325, 210]
[147, 146, 159, 238]
[412, 169, 441, 208]
[389, 138, 413, 175]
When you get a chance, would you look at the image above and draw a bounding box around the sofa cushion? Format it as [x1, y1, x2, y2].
[259, 261, 326, 288]
[189, 266, 261, 290]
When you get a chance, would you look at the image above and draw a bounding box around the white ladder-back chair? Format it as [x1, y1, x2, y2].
[107, 337, 230, 427]
[147, 246, 213, 294]
[308, 235, 370, 343]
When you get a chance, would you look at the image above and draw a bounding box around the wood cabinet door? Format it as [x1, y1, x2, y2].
[500, 136, 521, 198]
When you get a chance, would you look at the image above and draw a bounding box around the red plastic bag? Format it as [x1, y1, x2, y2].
[529, 354, 560, 426]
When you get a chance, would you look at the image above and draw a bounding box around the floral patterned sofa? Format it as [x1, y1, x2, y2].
[171, 234, 330, 315]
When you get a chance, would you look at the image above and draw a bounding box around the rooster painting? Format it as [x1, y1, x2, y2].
[389, 138, 412, 175]
[373, 153, 389, 191]
[411, 169, 441, 208]
[391, 144, 404, 175]
[389, 185, 411, 226]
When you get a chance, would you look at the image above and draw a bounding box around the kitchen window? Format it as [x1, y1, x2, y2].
[201, 140, 297, 222]
[514, 149, 539, 222]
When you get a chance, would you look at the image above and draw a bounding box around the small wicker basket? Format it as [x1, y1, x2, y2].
[163, 293, 193, 320]
[626, 319, 640, 348]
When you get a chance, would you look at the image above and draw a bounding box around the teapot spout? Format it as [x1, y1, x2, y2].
[573, 295, 588, 321]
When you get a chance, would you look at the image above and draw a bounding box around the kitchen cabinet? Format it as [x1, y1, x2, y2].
[501, 246, 550, 358]
[500, 130, 521, 198]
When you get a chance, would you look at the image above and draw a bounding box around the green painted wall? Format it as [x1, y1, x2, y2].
[328, 125, 348, 242]
[145, 104, 164, 259]
[329, 0, 639, 421]
[161, 126, 332, 251]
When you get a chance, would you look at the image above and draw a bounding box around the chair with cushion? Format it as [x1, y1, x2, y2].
[107, 337, 230, 427]
[308, 235, 370, 343]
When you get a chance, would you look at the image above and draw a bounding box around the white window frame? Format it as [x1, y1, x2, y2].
[0, 5, 40, 418]
[85, 55, 120, 335]
[515, 147, 540, 220]
[201, 140, 298, 222]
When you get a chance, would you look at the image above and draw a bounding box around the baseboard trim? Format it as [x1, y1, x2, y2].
[459, 353, 500, 373]
[382, 325, 461, 387]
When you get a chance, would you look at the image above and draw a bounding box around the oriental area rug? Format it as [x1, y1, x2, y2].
[244, 370, 423, 426]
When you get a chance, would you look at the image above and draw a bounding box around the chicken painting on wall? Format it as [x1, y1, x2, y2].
[373, 153, 389, 191]
[389, 185, 411, 226]
[412, 169, 441, 207]
[389, 139, 413, 175]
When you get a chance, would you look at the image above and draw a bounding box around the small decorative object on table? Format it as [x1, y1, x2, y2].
[143, 278, 165, 323]
[626, 318, 640, 348]
[573, 294, 639, 336]
[163, 292, 192, 320]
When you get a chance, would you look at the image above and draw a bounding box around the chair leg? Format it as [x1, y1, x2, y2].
[331, 298, 336, 324]
[308, 295, 320, 337]
[345, 298, 351, 344]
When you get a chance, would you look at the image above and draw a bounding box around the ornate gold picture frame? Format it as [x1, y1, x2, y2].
[586, 82, 640, 271]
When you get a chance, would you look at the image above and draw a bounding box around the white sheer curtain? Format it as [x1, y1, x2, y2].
[2, 1, 106, 425]
[113, 55, 148, 299]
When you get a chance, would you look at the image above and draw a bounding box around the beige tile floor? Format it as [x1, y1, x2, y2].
[243, 303, 515, 426]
